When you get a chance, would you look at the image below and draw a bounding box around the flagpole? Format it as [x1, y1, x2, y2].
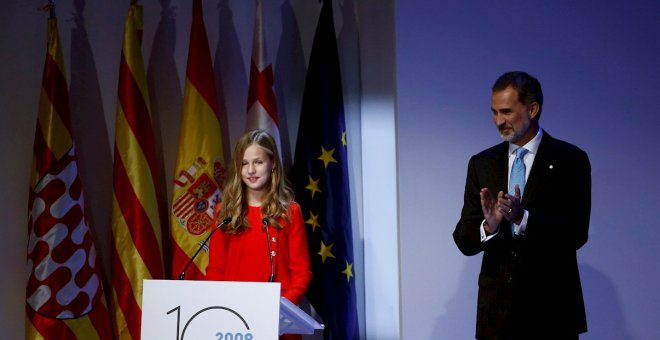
[41, 0, 55, 19]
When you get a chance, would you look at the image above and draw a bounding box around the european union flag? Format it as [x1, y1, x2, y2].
[291, 1, 359, 338]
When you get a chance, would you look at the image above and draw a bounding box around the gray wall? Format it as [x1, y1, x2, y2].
[397, 0, 660, 339]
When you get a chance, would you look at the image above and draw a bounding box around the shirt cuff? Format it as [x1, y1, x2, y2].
[512, 209, 529, 235]
[480, 219, 497, 242]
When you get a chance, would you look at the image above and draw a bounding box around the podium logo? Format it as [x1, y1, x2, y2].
[167, 305, 253, 340]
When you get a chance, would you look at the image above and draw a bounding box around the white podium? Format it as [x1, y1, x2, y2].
[141, 279, 322, 339]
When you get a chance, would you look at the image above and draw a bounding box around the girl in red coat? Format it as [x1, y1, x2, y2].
[206, 129, 312, 310]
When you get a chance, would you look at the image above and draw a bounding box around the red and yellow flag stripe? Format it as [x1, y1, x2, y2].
[30, 19, 71, 188]
[111, 4, 166, 339]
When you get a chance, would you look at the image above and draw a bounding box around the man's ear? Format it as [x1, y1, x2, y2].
[528, 102, 540, 119]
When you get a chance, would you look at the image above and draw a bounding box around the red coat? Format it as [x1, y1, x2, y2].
[206, 202, 312, 305]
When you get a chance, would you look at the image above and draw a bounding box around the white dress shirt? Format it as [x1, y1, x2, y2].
[480, 128, 544, 242]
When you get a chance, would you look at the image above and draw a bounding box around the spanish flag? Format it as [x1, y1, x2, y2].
[110, 3, 167, 339]
[170, 0, 226, 280]
[26, 11, 112, 340]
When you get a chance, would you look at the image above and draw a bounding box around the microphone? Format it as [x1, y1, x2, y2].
[263, 218, 275, 282]
[178, 216, 232, 280]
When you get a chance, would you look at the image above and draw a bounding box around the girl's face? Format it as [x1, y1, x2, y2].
[241, 144, 274, 200]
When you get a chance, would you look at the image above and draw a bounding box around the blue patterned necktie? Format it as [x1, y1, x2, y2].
[509, 147, 529, 197]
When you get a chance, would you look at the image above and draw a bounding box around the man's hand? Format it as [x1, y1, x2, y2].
[499, 184, 524, 224]
[480, 188, 504, 233]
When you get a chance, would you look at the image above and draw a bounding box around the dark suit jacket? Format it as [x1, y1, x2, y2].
[453, 131, 591, 339]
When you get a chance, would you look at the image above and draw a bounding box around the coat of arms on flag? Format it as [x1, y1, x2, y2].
[172, 157, 224, 236]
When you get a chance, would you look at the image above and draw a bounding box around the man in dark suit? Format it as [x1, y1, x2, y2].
[453, 71, 591, 340]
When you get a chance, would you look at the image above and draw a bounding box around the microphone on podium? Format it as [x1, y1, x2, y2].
[263, 218, 275, 282]
[178, 216, 232, 280]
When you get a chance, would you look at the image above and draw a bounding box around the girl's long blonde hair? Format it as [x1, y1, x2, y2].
[219, 130, 294, 233]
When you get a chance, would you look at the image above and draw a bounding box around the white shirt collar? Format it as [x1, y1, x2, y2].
[509, 127, 543, 156]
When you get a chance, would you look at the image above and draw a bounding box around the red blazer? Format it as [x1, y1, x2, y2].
[206, 202, 312, 305]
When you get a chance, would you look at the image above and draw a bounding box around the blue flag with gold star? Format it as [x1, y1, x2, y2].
[291, 1, 359, 338]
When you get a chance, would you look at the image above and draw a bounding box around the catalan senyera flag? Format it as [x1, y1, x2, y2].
[170, 0, 226, 280]
[111, 3, 167, 339]
[26, 16, 113, 340]
[291, 1, 359, 338]
[246, 0, 281, 152]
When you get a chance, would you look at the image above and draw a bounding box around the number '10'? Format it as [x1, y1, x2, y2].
[167, 305, 252, 340]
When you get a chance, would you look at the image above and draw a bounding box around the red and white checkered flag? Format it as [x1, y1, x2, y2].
[27, 147, 103, 319]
